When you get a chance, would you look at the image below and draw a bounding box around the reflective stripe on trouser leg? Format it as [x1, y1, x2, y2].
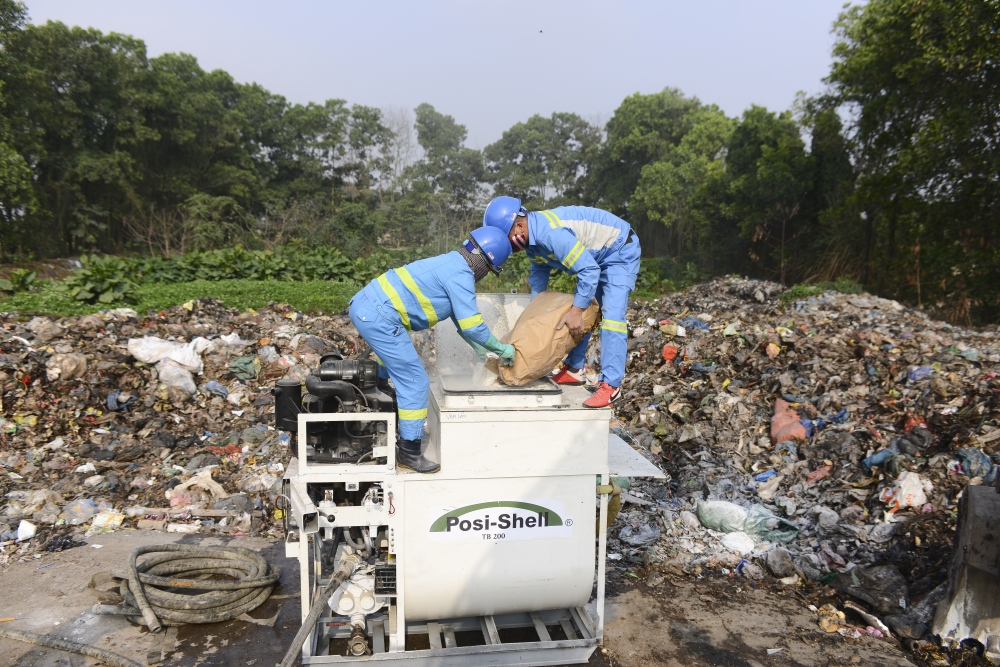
[349, 293, 429, 441]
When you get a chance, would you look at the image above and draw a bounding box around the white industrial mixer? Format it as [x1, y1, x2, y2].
[279, 293, 662, 664]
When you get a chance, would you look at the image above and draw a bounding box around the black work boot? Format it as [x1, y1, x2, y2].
[396, 438, 440, 473]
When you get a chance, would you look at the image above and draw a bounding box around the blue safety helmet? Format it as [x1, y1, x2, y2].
[464, 226, 512, 275]
[482, 196, 526, 236]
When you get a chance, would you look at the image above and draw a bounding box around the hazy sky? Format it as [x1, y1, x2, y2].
[23, 1, 850, 148]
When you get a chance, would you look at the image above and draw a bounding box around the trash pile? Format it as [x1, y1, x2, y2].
[0, 299, 363, 564]
[602, 277, 999, 650]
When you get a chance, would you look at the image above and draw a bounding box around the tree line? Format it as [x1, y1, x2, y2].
[0, 0, 996, 323]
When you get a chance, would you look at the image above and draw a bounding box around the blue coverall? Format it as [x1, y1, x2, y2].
[526, 206, 641, 387]
[348, 252, 494, 441]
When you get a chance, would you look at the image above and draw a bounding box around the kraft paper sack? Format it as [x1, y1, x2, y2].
[485, 291, 600, 386]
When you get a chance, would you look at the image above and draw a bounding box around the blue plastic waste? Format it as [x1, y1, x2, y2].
[755, 470, 777, 482]
[679, 317, 710, 331]
[908, 366, 934, 382]
[105, 391, 136, 412]
[203, 380, 229, 398]
[862, 448, 898, 470]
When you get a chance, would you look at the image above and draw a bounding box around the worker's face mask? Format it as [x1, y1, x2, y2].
[511, 234, 527, 252]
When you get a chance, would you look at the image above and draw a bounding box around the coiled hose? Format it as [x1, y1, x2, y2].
[279, 551, 362, 667]
[95, 544, 280, 633]
[0, 626, 142, 667]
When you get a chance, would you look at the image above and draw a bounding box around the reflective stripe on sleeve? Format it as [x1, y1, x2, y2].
[540, 210, 562, 228]
[398, 407, 428, 421]
[562, 241, 585, 268]
[376, 274, 412, 330]
[395, 267, 439, 328]
[601, 319, 628, 334]
[457, 313, 485, 330]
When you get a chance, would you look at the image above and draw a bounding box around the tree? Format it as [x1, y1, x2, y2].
[586, 88, 701, 215]
[0, 0, 36, 254]
[1, 18, 152, 256]
[828, 0, 1000, 322]
[724, 106, 813, 284]
[484, 112, 600, 209]
[630, 106, 735, 262]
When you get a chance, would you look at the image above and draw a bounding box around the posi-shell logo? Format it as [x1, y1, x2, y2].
[428, 500, 574, 542]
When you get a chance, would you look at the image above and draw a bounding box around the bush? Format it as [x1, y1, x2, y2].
[781, 278, 863, 305]
[54, 255, 139, 304]
[0, 268, 37, 294]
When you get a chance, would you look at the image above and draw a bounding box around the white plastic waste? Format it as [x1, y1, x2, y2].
[16, 519, 36, 541]
[720, 531, 755, 554]
[879, 471, 933, 510]
[156, 359, 197, 396]
[127, 336, 213, 373]
[220, 332, 251, 348]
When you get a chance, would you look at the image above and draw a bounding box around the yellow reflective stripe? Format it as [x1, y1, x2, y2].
[540, 210, 562, 228]
[376, 274, 411, 330]
[398, 408, 428, 421]
[374, 355, 384, 366]
[531, 256, 548, 265]
[395, 267, 438, 328]
[601, 319, 628, 334]
[562, 241, 585, 268]
[457, 313, 484, 330]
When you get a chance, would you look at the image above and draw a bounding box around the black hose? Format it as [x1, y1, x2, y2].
[95, 544, 280, 632]
[0, 626, 143, 667]
[279, 552, 362, 667]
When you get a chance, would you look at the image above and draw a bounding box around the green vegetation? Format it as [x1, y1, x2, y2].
[0, 0, 996, 322]
[781, 279, 864, 306]
[0, 280, 358, 316]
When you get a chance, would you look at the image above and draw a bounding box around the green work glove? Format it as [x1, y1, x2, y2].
[482, 334, 516, 367]
[497, 343, 516, 366]
[468, 340, 488, 362]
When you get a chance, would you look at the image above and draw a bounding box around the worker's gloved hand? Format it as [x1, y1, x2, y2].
[468, 340, 488, 362]
[498, 343, 516, 366]
[482, 333, 515, 366]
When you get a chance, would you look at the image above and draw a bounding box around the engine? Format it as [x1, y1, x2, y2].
[273, 351, 394, 464]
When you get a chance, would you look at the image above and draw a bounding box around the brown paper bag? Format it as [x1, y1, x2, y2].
[485, 291, 601, 386]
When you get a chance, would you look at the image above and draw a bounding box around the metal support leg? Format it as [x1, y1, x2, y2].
[426, 621, 442, 650]
[480, 616, 501, 645]
[530, 612, 551, 642]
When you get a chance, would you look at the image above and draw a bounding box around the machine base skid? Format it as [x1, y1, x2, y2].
[303, 640, 597, 666]
[305, 608, 598, 665]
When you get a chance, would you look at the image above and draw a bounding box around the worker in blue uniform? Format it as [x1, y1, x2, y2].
[483, 196, 640, 408]
[348, 226, 515, 473]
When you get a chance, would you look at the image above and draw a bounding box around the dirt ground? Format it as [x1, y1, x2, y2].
[0, 532, 914, 667]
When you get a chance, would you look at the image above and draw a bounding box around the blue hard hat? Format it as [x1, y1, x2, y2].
[482, 196, 526, 236]
[465, 226, 512, 275]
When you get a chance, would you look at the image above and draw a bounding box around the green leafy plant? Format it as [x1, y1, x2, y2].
[55, 255, 138, 304]
[0, 268, 37, 293]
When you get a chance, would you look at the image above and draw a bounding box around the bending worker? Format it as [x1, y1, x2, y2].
[348, 227, 516, 473]
[483, 197, 640, 408]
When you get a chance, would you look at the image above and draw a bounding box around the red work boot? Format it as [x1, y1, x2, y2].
[551, 364, 584, 385]
[583, 382, 621, 408]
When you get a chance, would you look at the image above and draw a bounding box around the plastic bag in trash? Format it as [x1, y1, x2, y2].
[230, 356, 262, 380]
[127, 336, 212, 374]
[743, 505, 799, 543]
[879, 471, 932, 510]
[696, 500, 749, 533]
[257, 345, 280, 364]
[203, 380, 229, 398]
[156, 359, 197, 396]
[618, 523, 661, 547]
[63, 498, 97, 525]
[45, 353, 87, 382]
[956, 448, 993, 478]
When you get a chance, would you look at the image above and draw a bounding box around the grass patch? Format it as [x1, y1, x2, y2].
[0, 279, 358, 316]
[781, 278, 864, 305]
